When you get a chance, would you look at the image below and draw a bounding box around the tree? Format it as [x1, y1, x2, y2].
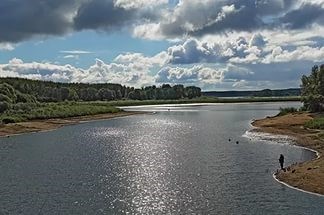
[301, 65, 324, 112]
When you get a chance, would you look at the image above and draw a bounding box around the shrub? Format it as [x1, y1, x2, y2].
[305, 118, 324, 129]
[0, 101, 10, 113]
[277, 107, 298, 116]
[2, 117, 17, 124]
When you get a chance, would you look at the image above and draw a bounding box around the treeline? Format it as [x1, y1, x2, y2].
[203, 88, 301, 98]
[0, 78, 201, 102]
[0, 77, 201, 113]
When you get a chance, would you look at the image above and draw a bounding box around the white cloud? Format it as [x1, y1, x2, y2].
[262, 46, 324, 64]
[155, 65, 223, 84]
[0, 57, 155, 88]
[0, 43, 15, 51]
[133, 23, 165, 40]
[63, 55, 79, 59]
[114, 51, 168, 67]
[114, 0, 168, 9]
[60, 50, 93, 54]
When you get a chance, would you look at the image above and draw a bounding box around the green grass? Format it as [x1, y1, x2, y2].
[0, 96, 301, 124]
[305, 117, 324, 129]
[277, 107, 299, 116]
[105, 96, 301, 107]
[1, 102, 120, 123]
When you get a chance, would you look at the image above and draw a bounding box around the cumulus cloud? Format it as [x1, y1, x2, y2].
[0, 57, 158, 87]
[131, 0, 324, 42]
[262, 46, 324, 63]
[155, 65, 223, 84]
[114, 51, 168, 66]
[165, 34, 267, 65]
[1, 0, 324, 43]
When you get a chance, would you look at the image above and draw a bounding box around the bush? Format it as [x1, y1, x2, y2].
[0, 101, 10, 113]
[2, 117, 17, 124]
[305, 118, 324, 129]
[16, 91, 37, 103]
[277, 107, 298, 116]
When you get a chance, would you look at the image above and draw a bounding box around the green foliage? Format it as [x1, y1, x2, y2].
[0, 102, 121, 123]
[277, 107, 298, 116]
[305, 117, 324, 129]
[0, 101, 10, 113]
[301, 65, 324, 112]
[0, 94, 12, 103]
[16, 91, 37, 103]
[2, 117, 17, 124]
[0, 77, 202, 103]
[0, 83, 17, 102]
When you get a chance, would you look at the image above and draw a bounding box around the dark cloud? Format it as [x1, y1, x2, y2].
[160, 0, 296, 38]
[280, 3, 324, 29]
[0, 0, 324, 43]
[158, 0, 324, 39]
[73, 0, 136, 31]
[0, 0, 78, 42]
[0, 0, 158, 43]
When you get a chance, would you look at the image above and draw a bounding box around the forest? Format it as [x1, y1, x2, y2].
[0, 77, 201, 103]
[0, 77, 201, 122]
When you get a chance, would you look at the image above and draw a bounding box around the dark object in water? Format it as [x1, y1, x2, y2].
[236, 141, 239, 144]
[229, 138, 231, 141]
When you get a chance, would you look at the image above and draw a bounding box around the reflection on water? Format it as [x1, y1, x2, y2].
[1, 102, 324, 214]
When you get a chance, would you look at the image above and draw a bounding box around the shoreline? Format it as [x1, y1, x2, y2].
[0, 111, 143, 138]
[252, 112, 324, 196]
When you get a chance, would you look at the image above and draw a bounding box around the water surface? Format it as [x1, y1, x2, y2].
[1, 102, 324, 214]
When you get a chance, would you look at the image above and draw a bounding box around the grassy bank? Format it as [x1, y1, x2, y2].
[107, 96, 301, 107]
[304, 115, 324, 129]
[0, 96, 301, 124]
[0, 102, 120, 123]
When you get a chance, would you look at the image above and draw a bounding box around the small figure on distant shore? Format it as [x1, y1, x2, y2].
[279, 154, 284, 170]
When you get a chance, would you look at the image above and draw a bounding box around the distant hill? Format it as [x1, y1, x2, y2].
[202, 88, 301, 98]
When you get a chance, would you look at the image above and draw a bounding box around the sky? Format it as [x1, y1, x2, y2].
[1, 0, 324, 91]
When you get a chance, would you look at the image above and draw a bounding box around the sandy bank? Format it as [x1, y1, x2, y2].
[0, 111, 142, 138]
[252, 112, 324, 195]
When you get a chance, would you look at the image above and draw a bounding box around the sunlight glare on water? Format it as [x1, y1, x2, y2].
[1, 102, 324, 214]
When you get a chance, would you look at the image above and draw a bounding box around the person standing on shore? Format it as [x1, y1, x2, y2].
[279, 154, 284, 170]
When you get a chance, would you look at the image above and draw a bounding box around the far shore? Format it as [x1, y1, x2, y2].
[0, 111, 143, 138]
[252, 112, 324, 195]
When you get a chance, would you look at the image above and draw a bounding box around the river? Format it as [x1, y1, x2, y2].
[1, 102, 324, 214]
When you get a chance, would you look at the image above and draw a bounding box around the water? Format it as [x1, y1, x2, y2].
[1, 102, 324, 214]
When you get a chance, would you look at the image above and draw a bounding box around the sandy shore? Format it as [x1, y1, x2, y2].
[252, 112, 324, 195]
[0, 111, 143, 137]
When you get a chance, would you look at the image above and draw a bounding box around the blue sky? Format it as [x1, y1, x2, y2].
[1, 0, 324, 91]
